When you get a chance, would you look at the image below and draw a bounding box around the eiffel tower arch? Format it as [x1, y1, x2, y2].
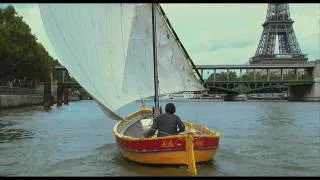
[250, 3, 308, 64]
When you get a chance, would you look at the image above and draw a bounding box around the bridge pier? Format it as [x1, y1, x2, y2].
[294, 68, 298, 80]
[63, 86, 69, 105]
[288, 60, 320, 101]
[223, 94, 235, 101]
[43, 72, 52, 110]
[227, 69, 229, 81]
[57, 83, 63, 107]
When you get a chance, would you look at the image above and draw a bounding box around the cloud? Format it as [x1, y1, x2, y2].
[0, 3, 9, 8]
[4, 3, 320, 65]
[161, 3, 320, 64]
[191, 44, 258, 65]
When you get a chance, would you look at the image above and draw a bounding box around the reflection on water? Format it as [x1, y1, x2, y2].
[0, 100, 319, 176]
[0, 129, 34, 142]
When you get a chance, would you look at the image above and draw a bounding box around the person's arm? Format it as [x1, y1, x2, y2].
[143, 117, 158, 138]
[176, 116, 185, 133]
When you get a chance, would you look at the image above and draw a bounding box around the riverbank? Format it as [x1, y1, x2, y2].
[0, 95, 43, 109]
[0, 95, 81, 109]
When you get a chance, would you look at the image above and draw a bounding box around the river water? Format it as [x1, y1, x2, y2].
[0, 100, 319, 176]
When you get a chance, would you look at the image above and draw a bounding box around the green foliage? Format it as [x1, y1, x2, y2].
[207, 69, 311, 82]
[0, 5, 56, 87]
[207, 71, 238, 81]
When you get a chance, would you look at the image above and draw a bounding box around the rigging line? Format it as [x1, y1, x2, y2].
[156, 7, 192, 120]
[156, 4, 203, 85]
[152, 3, 160, 111]
[119, 3, 129, 101]
[155, 9, 162, 109]
[42, 6, 87, 86]
[39, 6, 62, 63]
[103, 5, 123, 101]
[100, 5, 115, 99]
[90, 7, 108, 102]
[39, 6, 70, 71]
[46, 6, 112, 109]
[158, 5, 202, 93]
[74, 6, 95, 95]
[170, 42, 191, 121]
[158, 5, 200, 122]
[144, 126, 188, 137]
[119, 4, 142, 103]
[69, 6, 108, 107]
[145, 121, 201, 137]
[120, 4, 126, 62]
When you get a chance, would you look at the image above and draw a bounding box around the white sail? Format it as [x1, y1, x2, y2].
[155, 5, 204, 94]
[39, 3, 204, 120]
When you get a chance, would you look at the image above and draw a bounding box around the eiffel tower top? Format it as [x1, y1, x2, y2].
[264, 3, 293, 24]
[250, 3, 308, 64]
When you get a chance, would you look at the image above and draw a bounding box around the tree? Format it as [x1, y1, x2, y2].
[207, 71, 239, 81]
[0, 5, 56, 88]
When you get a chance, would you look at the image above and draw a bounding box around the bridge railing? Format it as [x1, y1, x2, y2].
[205, 78, 314, 83]
[0, 87, 44, 96]
[249, 54, 308, 61]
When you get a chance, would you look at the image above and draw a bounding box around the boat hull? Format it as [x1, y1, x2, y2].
[120, 148, 217, 164]
[113, 108, 220, 165]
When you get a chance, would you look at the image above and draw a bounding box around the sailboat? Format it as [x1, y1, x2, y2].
[39, 3, 220, 175]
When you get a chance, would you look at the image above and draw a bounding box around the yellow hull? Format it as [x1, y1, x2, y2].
[113, 107, 220, 175]
[121, 148, 217, 164]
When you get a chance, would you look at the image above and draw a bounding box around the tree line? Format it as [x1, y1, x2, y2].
[0, 5, 61, 88]
[206, 70, 311, 82]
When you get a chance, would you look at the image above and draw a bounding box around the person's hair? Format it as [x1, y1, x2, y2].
[165, 103, 175, 114]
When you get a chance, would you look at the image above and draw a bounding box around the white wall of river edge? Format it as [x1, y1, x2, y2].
[0, 95, 43, 108]
[0, 95, 81, 108]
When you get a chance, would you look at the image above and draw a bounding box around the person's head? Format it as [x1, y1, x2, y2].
[165, 103, 175, 114]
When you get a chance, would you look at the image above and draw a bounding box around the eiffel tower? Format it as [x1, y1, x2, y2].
[250, 3, 308, 64]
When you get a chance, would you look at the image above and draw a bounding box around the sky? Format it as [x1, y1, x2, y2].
[1, 3, 319, 65]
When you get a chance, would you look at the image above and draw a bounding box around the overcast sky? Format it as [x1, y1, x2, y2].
[1, 3, 319, 65]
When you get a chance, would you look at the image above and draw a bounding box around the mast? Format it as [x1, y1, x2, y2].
[152, 3, 160, 111]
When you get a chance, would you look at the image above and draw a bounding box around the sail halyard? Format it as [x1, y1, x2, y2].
[152, 3, 160, 111]
[154, 4, 205, 94]
[156, 4, 205, 85]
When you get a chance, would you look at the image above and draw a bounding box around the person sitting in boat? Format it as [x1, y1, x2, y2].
[144, 103, 185, 137]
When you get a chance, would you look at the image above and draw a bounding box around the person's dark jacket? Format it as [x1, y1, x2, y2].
[144, 112, 185, 137]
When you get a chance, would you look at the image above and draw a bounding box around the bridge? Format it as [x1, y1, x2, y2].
[54, 60, 320, 102]
[193, 3, 320, 101]
[54, 65, 81, 88]
[196, 63, 316, 94]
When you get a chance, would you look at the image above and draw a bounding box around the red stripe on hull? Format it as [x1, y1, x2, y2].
[116, 136, 186, 152]
[115, 135, 219, 152]
[193, 136, 220, 149]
